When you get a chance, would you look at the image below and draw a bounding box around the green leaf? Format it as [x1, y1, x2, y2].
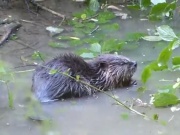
[142, 36, 162, 41]
[141, 0, 151, 8]
[157, 39, 178, 66]
[85, 22, 96, 29]
[80, 52, 95, 58]
[49, 69, 58, 75]
[149, 2, 168, 20]
[97, 11, 115, 24]
[71, 21, 85, 28]
[159, 120, 167, 126]
[89, 0, 100, 12]
[81, 14, 87, 20]
[156, 25, 177, 41]
[69, 39, 84, 46]
[172, 57, 180, 65]
[164, 1, 176, 14]
[73, 8, 95, 18]
[31, 51, 45, 60]
[153, 93, 180, 107]
[137, 86, 146, 92]
[101, 23, 120, 31]
[157, 47, 172, 66]
[120, 113, 129, 120]
[102, 39, 125, 52]
[125, 32, 146, 42]
[0, 62, 6, 73]
[172, 65, 180, 70]
[127, 5, 141, 10]
[76, 75, 80, 81]
[150, 61, 168, 71]
[141, 66, 152, 84]
[152, 114, 159, 120]
[149, 2, 176, 20]
[173, 82, 180, 89]
[90, 43, 101, 53]
[141, 60, 168, 83]
[10, 34, 18, 40]
[171, 39, 180, 50]
[8, 89, 14, 109]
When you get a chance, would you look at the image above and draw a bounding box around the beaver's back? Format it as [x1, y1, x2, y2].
[32, 53, 95, 102]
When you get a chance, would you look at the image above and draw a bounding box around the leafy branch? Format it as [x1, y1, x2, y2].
[141, 25, 180, 107]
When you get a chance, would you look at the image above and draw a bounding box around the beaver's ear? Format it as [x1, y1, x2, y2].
[99, 62, 107, 69]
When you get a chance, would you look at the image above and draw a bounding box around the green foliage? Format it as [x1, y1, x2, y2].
[141, 0, 151, 8]
[157, 45, 172, 66]
[153, 93, 180, 107]
[90, 43, 101, 53]
[80, 52, 95, 58]
[0, 61, 14, 109]
[0, 61, 6, 74]
[152, 114, 159, 120]
[120, 113, 129, 120]
[137, 86, 146, 92]
[97, 11, 115, 24]
[149, 2, 175, 20]
[172, 57, 180, 65]
[49, 69, 58, 75]
[10, 34, 18, 40]
[141, 25, 180, 84]
[102, 39, 125, 52]
[142, 36, 162, 41]
[127, 0, 151, 10]
[142, 25, 180, 107]
[73, 8, 95, 19]
[156, 25, 178, 41]
[50, 8, 125, 56]
[141, 61, 168, 83]
[76, 75, 80, 81]
[8, 88, 14, 109]
[81, 14, 87, 20]
[101, 23, 120, 31]
[31, 51, 45, 61]
[79, 43, 101, 58]
[128, 0, 177, 21]
[89, 0, 100, 12]
[0, 62, 13, 82]
[141, 65, 152, 84]
[125, 32, 146, 42]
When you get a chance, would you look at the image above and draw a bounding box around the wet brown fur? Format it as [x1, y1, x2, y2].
[32, 53, 137, 102]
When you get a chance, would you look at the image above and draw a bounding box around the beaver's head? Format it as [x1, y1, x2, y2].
[91, 54, 137, 89]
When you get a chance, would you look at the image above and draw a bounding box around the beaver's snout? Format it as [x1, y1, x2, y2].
[131, 61, 137, 68]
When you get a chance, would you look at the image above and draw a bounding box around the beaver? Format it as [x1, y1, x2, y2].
[32, 53, 137, 102]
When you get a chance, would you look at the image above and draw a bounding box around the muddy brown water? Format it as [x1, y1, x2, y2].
[0, 0, 180, 135]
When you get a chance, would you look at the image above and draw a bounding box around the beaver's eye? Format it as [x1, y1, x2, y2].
[99, 62, 107, 68]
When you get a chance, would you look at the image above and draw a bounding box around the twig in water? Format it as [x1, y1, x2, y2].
[89, 25, 99, 35]
[24, 0, 39, 15]
[30, 0, 65, 19]
[0, 22, 21, 46]
[14, 40, 37, 50]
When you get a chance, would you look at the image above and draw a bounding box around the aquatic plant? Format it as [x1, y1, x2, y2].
[141, 25, 180, 107]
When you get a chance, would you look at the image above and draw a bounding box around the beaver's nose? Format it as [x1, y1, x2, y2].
[132, 61, 137, 68]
